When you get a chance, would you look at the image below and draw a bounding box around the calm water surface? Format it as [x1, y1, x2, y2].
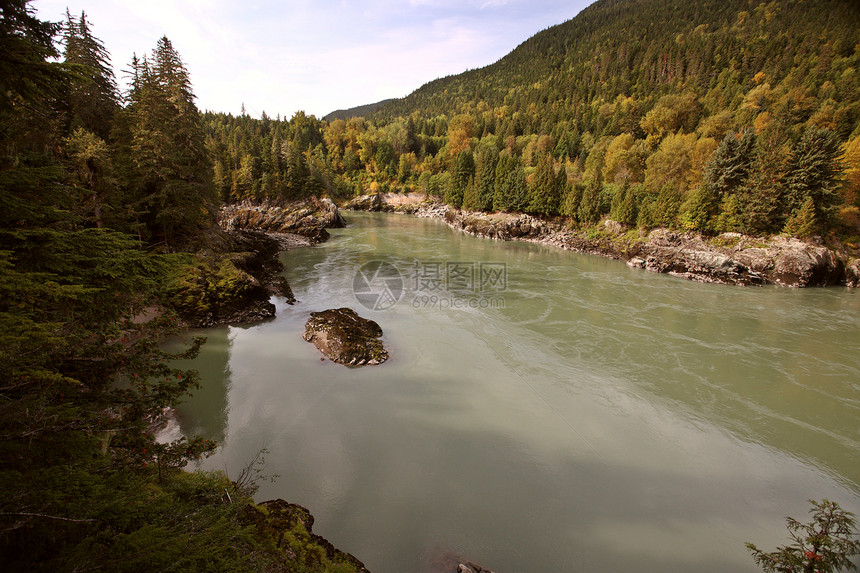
[171, 212, 859, 572]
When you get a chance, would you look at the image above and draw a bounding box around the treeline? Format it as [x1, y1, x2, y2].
[0, 3, 362, 571]
[356, 0, 860, 238]
[216, 0, 860, 240]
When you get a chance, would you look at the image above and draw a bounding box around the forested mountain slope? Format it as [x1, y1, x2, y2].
[373, 0, 858, 140]
[218, 0, 859, 243]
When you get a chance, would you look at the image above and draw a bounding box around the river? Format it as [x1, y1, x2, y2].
[170, 211, 860, 572]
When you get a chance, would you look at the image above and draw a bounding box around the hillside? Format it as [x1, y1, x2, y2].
[370, 0, 859, 140]
[324, 98, 396, 122]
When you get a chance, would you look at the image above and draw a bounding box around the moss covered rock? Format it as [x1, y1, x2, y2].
[243, 499, 370, 573]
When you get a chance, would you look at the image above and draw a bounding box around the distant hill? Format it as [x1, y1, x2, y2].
[323, 99, 396, 122]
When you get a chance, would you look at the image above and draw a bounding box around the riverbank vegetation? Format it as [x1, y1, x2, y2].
[0, 2, 364, 570]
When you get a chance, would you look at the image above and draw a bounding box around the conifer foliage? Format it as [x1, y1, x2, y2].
[120, 37, 215, 248]
[0, 4, 362, 571]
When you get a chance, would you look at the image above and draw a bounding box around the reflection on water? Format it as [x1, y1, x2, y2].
[176, 212, 859, 573]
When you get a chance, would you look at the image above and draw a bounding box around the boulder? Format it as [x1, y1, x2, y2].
[303, 308, 389, 366]
[344, 193, 384, 211]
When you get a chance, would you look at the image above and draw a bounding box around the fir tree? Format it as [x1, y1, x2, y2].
[782, 128, 844, 234]
[528, 154, 561, 215]
[62, 10, 119, 139]
[703, 130, 756, 198]
[121, 37, 215, 247]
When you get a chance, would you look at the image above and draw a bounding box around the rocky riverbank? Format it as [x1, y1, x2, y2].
[166, 198, 346, 327]
[346, 194, 859, 288]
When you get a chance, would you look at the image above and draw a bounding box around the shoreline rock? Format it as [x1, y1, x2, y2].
[220, 197, 346, 242]
[303, 308, 389, 366]
[345, 194, 857, 288]
[344, 192, 426, 214]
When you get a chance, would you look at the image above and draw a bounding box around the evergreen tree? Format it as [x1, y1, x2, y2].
[121, 37, 215, 247]
[527, 154, 561, 215]
[561, 181, 582, 221]
[62, 10, 118, 139]
[493, 153, 515, 211]
[783, 196, 818, 238]
[462, 175, 479, 210]
[610, 178, 638, 226]
[782, 128, 844, 234]
[495, 156, 528, 212]
[578, 178, 603, 224]
[475, 149, 498, 211]
[703, 130, 756, 199]
[445, 149, 474, 207]
[679, 183, 718, 232]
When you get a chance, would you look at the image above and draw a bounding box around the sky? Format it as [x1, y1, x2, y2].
[34, 0, 593, 119]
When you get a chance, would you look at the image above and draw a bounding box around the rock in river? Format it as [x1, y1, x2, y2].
[303, 308, 389, 366]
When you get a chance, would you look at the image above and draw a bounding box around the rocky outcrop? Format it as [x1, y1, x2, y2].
[303, 308, 389, 366]
[411, 202, 856, 288]
[167, 230, 296, 328]
[220, 197, 346, 242]
[243, 499, 370, 573]
[344, 192, 427, 214]
[344, 193, 385, 211]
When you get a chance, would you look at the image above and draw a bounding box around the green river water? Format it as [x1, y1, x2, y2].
[170, 211, 859, 572]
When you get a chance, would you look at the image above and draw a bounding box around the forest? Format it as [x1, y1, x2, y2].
[2, 0, 859, 569]
[211, 0, 860, 241]
[0, 2, 362, 570]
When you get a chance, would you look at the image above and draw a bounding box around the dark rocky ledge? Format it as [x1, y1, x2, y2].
[303, 308, 389, 366]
